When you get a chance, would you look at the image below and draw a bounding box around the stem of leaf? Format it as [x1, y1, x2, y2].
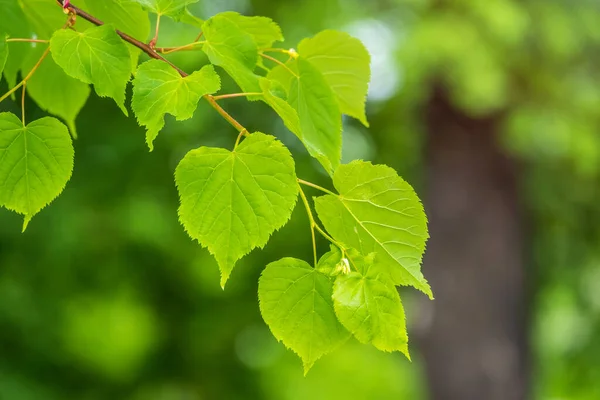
[150, 14, 161, 48]
[260, 53, 298, 78]
[6, 38, 49, 44]
[298, 184, 318, 267]
[233, 129, 248, 150]
[21, 83, 27, 126]
[157, 41, 206, 54]
[297, 179, 337, 196]
[0, 46, 50, 105]
[205, 95, 249, 135]
[212, 92, 263, 101]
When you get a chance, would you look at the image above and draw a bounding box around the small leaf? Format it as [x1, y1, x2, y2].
[288, 58, 342, 175]
[298, 30, 371, 127]
[0, 35, 7, 76]
[259, 257, 349, 373]
[23, 46, 91, 138]
[178, 8, 204, 28]
[132, 61, 221, 150]
[176, 133, 298, 286]
[314, 160, 432, 298]
[333, 249, 410, 357]
[129, 0, 199, 17]
[202, 15, 261, 94]
[50, 24, 132, 115]
[219, 12, 283, 49]
[0, 113, 74, 230]
[316, 245, 343, 277]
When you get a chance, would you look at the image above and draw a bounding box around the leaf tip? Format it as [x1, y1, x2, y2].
[22, 215, 32, 233]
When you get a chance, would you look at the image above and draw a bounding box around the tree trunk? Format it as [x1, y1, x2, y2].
[417, 88, 529, 400]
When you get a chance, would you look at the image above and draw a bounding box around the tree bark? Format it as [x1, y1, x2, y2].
[417, 88, 529, 400]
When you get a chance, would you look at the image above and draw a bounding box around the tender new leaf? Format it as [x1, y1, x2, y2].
[175, 133, 298, 286]
[333, 250, 410, 357]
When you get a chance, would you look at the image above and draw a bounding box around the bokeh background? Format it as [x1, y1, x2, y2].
[1, 0, 600, 399]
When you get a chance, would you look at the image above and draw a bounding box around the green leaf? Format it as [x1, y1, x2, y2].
[298, 30, 371, 127]
[0, 113, 74, 230]
[0, 0, 32, 88]
[132, 61, 221, 150]
[314, 161, 432, 298]
[175, 133, 298, 287]
[258, 257, 349, 373]
[50, 24, 131, 115]
[202, 15, 261, 95]
[178, 8, 204, 28]
[288, 58, 342, 175]
[316, 245, 343, 277]
[81, 0, 151, 71]
[23, 46, 91, 138]
[19, 0, 68, 38]
[333, 249, 410, 357]
[219, 12, 283, 49]
[129, 0, 199, 17]
[0, 35, 7, 76]
[259, 78, 301, 135]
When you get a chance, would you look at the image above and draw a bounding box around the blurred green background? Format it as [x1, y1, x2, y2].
[1, 0, 600, 399]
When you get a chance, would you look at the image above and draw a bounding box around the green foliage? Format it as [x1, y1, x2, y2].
[315, 161, 432, 298]
[0, 113, 74, 231]
[50, 25, 131, 115]
[175, 133, 299, 287]
[132, 61, 220, 149]
[0, 36, 7, 76]
[259, 257, 349, 374]
[0, 1, 431, 373]
[333, 249, 409, 357]
[298, 30, 370, 127]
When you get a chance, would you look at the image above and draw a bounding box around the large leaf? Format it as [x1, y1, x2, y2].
[333, 249, 410, 357]
[23, 46, 91, 138]
[259, 78, 301, 135]
[314, 161, 432, 298]
[0, 113, 74, 230]
[175, 133, 298, 286]
[19, 0, 68, 38]
[298, 30, 371, 127]
[202, 15, 261, 94]
[132, 61, 221, 150]
[288, 58, 342, 175]
[259, 257, 349, 373]
[50, 24, 131, 115]
[129, 0, 199, 17]
[219, 12, 283, 49]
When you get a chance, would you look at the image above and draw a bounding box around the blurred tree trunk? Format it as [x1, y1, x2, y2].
[417, 88, 529, 400]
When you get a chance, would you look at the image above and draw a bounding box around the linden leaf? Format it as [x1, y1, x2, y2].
[175, 133, 298, 286]
[298, 30, 371, 127]
[288, 58, 342, 175]
[23, 46, 91, 138]
[258, 257, 349, 374]
[0, 113, 74, 230]
[316, 245, 343, 277]
[202, 15, 261, 95]
[132, 61, 221, 150]
[129, 0, 199, 17]
[219, 12, 283, 49]
[50, 24, 131, 115]
[333, 249, 410, 358]
[314, 160, 432, 298]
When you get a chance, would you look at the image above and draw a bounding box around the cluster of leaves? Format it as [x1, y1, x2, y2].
[0, 0, 430, 372]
